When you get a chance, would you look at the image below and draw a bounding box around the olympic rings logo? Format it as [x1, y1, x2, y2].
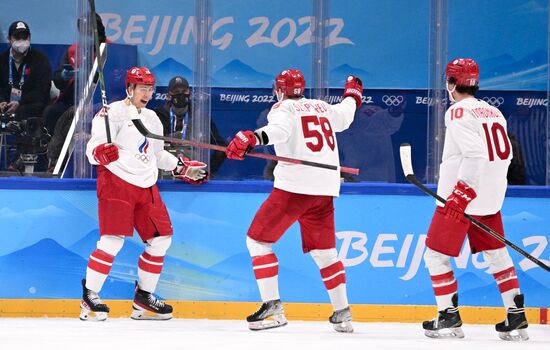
[382, 95, 404, 106]
[483, 96, 504, 107]
[135, 153, 150, 163]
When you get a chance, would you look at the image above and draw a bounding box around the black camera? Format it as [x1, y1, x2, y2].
[1, 113, 51, 154]
[0, 112, 20, 134]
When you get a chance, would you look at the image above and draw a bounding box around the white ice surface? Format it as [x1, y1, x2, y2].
[0, 318, 548, 350]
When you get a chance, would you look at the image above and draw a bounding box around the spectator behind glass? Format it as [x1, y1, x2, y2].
[154, 76, 226, 176]
[0, 21, 52, 172]
[0, 21, 51, 120]
[338, 97, 406, 182]
[43, 14, 107, 136]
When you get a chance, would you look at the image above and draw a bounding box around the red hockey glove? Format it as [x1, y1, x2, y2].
[93, 143, 119, 166]
[226, 130, 257, 160]
[444, 181, 477, 220]
[172, 155, 208, 185]
[343, 75, 363, 108]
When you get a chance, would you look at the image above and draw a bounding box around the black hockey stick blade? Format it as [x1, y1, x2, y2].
[399, 143, 550, 273]
[132, 119, 360, 175]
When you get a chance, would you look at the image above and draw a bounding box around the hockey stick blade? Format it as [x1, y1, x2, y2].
[132, 119, 359, 175]
[399, 143, 550, 273]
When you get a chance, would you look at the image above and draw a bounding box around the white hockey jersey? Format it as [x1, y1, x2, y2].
[86, 100, 178, 188]
[256, 96, 356, 197]
[437, 97, 512, 215]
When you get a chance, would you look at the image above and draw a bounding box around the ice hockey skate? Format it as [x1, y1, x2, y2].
[496, 294, 529, 341]
[79, 279, 110, 321]
[131, 282, 173, 320]
[247, 299, 288, 331]
[329, 306, 353, 333]
[423, 294, 464, 339]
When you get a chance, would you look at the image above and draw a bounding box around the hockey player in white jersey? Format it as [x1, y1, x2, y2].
[80, 67, 208, 321]
[226, 69, 362, 332]
[422, 58, 528, 340]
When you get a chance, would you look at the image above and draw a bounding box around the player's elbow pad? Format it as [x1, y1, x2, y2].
[254, 130, 269, 145]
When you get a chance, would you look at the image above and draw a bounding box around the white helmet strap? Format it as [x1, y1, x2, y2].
[446, 81, 456, 103]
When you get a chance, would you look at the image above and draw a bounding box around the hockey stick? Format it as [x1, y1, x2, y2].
[52, 42, 106, 176]
[399, 143, 550, 272]
[132, 119, 360, 175]
[88, 0, 111, 143]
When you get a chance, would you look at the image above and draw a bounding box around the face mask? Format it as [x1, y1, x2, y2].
[171, 93, 189, 108]
[12, 40, 30, 54]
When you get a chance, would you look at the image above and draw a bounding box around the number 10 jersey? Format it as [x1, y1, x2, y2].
[438, 97, 512, 215]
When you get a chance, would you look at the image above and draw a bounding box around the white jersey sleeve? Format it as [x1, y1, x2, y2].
[326, 96, 357, 132]
[437, 98, 512, 215]
[255, 97, 356, 197]
[86, 100, 178, 188]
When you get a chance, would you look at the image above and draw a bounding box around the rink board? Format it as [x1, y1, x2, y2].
[0, 179, 548, 322]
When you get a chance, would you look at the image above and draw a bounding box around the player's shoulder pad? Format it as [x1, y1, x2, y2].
[447, 102, 475, 122]
[271, 101, 283, 110]
[95, 100, 126, 122]
[94, 105, 110, 118]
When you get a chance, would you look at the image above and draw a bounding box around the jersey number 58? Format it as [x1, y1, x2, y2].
[301, 115, 335, 152]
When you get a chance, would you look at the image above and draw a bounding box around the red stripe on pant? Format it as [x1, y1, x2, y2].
[138, 253, 164, 274]
[493, 267, 519, 293]
[430, 271, 457, 296]
[252, 254, 278, 280]
[321, 261, 346, 290]
[87, 249, 114, 275]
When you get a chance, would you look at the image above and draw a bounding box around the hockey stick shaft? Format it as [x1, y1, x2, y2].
[88, 0, 111, 143]
[132, 119, 359, 175]
[399, 143, 550, 273]
[52, 42, 106, 177]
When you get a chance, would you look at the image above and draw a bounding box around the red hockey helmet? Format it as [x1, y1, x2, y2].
[275, 69, 306, 98]
[445, 58, 479, 87]
[125, 67, 155, 88]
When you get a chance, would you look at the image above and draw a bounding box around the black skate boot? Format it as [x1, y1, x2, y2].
[131, 282, 173, 320]
[422, 293, 464, 339]
[80, 279, 110, 321]
[329, 306, 353, 333]
[495, 294, 529, 341]
[246, 299, 288, 331]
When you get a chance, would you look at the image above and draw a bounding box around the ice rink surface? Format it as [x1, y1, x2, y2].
[0, 318, 548, 350]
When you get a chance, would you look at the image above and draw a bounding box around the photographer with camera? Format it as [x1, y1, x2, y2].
[0, 21, 52, 173]
[154, 76, 226, 177]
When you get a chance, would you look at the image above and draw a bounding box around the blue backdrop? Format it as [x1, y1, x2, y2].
[0, 0, 547, 89]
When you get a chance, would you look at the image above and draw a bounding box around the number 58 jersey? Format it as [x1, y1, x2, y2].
[438, 97, 512, 215]
[256, 96, 357, 197]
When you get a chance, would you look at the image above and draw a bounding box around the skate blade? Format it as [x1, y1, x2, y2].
[424, 327, 465, 339]
[498, 329, 529, 341]
[333, 321, 354, 333]
[79, 309, 108, 322]
[130, 308, 172, 321]
[79, 301, 108, 321]
[248, 315, 288, 331]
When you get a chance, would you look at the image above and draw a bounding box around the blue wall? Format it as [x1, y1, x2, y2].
[0, 0, 547, 89]
[0, 179, 548, 307]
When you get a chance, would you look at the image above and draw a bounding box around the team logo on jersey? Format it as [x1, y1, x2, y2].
[482, 96, 504, 107]
[135, 137, 150, 163]
[382, 95, 404, 106]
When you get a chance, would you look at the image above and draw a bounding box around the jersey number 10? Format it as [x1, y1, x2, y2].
[301, 115, 336, 152]
[482, 122, 511, 161]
